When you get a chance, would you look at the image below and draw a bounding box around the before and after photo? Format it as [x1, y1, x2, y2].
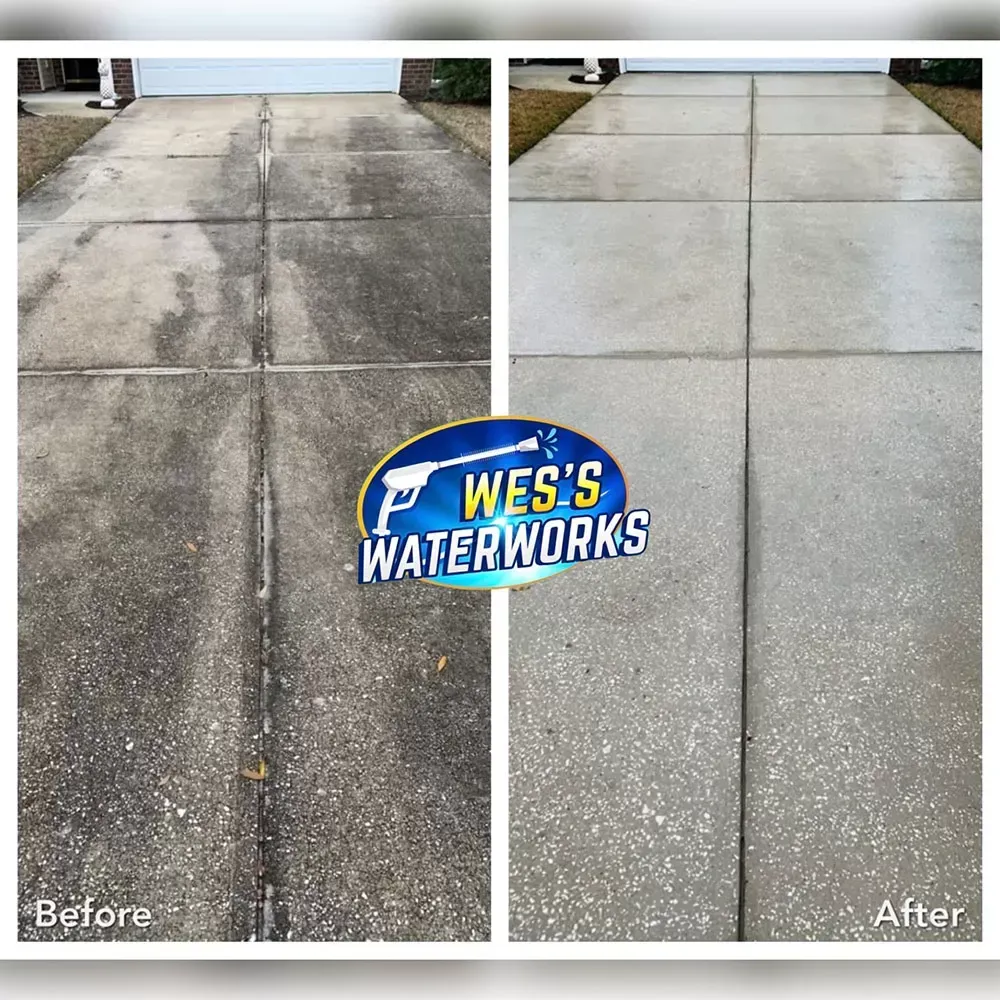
[15, 53, 983, 947]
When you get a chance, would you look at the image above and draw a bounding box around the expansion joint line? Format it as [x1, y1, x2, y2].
[254, 94, 273, 942]
[736, 78, 755, 943]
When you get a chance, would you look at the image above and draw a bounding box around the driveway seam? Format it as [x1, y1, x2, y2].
[17, 360, 492, 377]
[254, 94, 272, 942]
[736, 74, 755, 944]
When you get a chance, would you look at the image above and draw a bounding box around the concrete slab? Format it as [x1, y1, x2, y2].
[750, 201, 981, 353]
[267, 93, 415, 118]
[21, 92, 119, 119]
[263, 367, 490, 941]
[509, 357, 745, 941]
[268, 217, 489, 364]
[509, 64, 606, 94]
[269, 114, 455, 153]
[602, 73, 751, 96]
[511, 201, 747, 356]
[557, 96, 750, 135]
[509, 134, 750, 201]
[18, 155, 260, 223]
[753, 73, 909, 96]
[18, 374, 258, 941]
[81, 117, 260, 157]
[744, 354, 981, 941]
[752, 135, 982, 202]
[267, 151, 489, 220]
[120, 96, 263, 120]
[755, 96, 955, 134]
[19, 222, 258, 369]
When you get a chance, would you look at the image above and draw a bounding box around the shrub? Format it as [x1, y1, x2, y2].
[920, 59, 982, 87]
[433, 59, 490, 103]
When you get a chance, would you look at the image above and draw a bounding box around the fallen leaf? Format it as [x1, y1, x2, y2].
[241, 760, 267, 780]
[184, 541, 199, 553]
[511, 584, 532, 592]
[35, 449, 49, 459]
[436, 655, 448, 672]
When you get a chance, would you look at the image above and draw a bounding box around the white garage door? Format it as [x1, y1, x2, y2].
[135, 59, 402, 96]
[623, 58, 890, 73]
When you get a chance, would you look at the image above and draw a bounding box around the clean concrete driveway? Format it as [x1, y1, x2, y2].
[18, 95, 490, 941]
[510, 73, 980, 941]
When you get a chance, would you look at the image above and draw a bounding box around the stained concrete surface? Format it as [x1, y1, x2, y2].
[509, 358, 745, 941]
[18, 375, 259, 940]
[17, 156, 261, 224]
[269, 114, 455, 153]
[19, 94, 490, 941]
[510, 201, 747, 356]
[510, 72, 981, 942]
[268, 217, 490, 364]
[264, 368, 490, 941]
[267, 151, 489, 220]
[744, 354, 981, 941]
[18, 222, 259, 369]
[509, 134, 750, 201]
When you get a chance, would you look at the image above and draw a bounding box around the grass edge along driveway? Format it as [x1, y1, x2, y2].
[906, 82, 982, 147]
[509, 89, 591, 162]
[18, 115, 109, 196]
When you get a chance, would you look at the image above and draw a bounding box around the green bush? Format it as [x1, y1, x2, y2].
[920, 59, 981, 87]
[433, 59, 490, 103]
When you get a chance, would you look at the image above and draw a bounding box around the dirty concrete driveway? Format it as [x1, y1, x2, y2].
[18, 94, 490, 941]
[509, 73, 980, 941]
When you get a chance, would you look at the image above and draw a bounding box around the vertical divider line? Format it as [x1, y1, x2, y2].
[736, 77, 754, 943]
[254, 94, 272, 942]
[489, 55, 511, 944]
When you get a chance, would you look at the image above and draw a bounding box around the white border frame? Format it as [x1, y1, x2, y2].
[4, 38, 994, 961]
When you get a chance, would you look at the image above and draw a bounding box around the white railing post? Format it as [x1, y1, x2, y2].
[99, 58, 118, 108]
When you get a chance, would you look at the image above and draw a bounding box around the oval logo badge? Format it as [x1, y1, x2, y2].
[357, 416, 650, 590]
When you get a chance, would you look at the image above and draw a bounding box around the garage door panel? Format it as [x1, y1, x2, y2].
[137, 59, 401, 96]
[623, 58, 889, 73]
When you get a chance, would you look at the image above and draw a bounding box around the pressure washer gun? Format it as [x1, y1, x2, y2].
[372, 436, 540, 537]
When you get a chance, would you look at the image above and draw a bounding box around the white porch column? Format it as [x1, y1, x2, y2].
[98, 58, 118, 108]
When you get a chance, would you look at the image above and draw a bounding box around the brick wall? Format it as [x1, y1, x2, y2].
[111, 59, 135, 98]
[18, 59, 42, 93]
[399, 58, 434, 99]
[889, 58, 923, 81]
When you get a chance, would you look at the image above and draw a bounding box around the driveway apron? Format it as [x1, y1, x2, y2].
[508, 73, 980, 941]
[18, 94, 491, 941]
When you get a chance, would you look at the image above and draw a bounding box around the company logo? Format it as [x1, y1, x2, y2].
[357, 416, 650, 589]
